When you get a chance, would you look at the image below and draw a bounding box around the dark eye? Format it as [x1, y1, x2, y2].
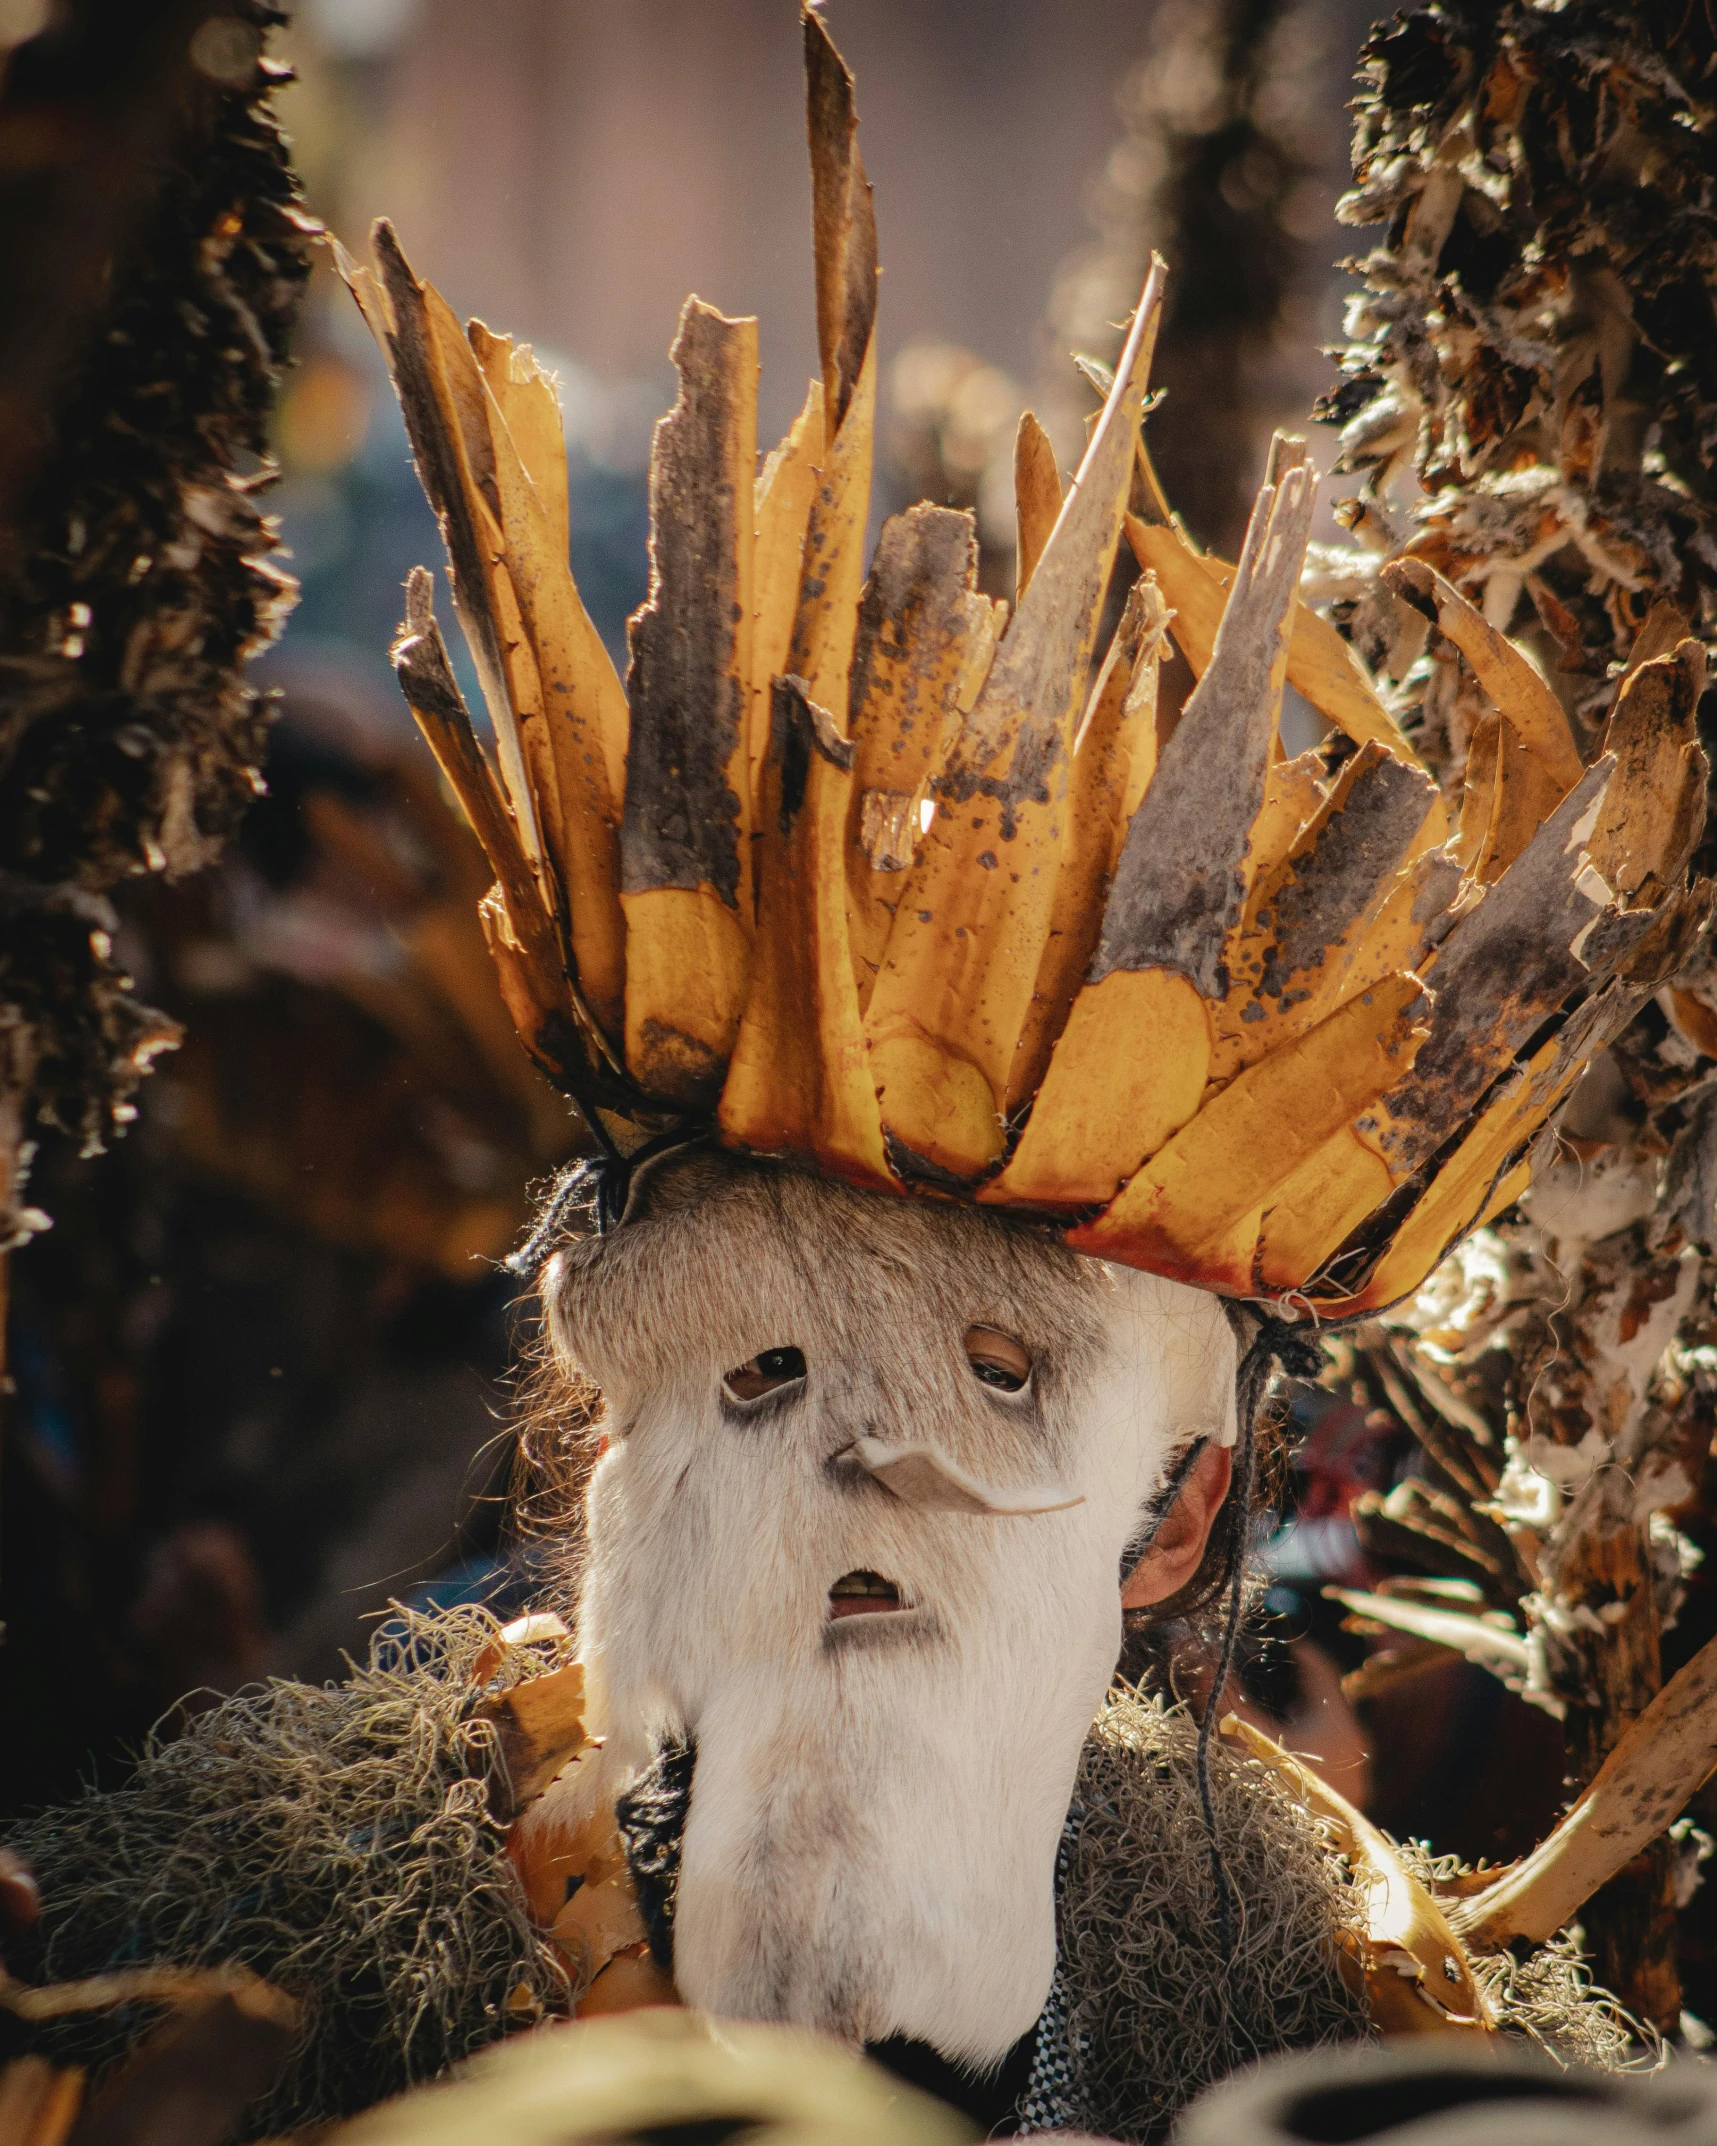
[963, 1326, 1031, 1393]
[723, 1346, 807, 1404]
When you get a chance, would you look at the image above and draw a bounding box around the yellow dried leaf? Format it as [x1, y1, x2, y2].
[719, 681, 891, 1187]
[986, 967, 1211, 1211]
[1071, 974, 1428, 1282]
[1013, 408, 1062, 603]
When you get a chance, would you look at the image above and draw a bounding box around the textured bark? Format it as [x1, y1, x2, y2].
[623, 300, 757, 908]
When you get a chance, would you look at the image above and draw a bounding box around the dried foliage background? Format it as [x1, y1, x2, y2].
[1305, 0, 1717, 2029]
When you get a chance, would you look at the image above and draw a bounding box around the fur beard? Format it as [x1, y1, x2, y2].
[666, 1594, 1114, 2060]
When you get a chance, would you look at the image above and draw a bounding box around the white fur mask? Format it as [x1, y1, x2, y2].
[544, 1151, 1235, 2065]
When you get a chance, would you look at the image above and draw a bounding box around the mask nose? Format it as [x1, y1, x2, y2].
[833, 1434, 1083, 1516]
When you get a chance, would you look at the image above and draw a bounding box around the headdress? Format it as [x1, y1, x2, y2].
[341, 10, 1707, 1320]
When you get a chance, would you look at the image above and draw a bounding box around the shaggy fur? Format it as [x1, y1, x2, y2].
[1053, 1694, 1641, 2140]
[1391, 1843, 1643, 2074]
[538, 1150, 1237, 2062]
[1057, 1689, 1373, 2140]
[2, 1629, 1637, 2142]
[4, 1610, 570, 2135]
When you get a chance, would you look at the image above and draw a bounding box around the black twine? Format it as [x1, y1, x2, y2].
[1195, 1306, 1326, 1968]
[505, 1129, 711, 1276]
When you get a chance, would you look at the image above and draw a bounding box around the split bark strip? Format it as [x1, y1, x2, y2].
[469, 325, 571, 563]
[1014, 410, 1063, 602]
[790, 1, 879, 727]
[1452, 1629, 1717, 1954]
[864, 261, 1167, 1183]
[804, 5, 876, 443]
[1098, 449, 1311, 997]
[1210, 740, 1439, 1087]
[391, 571, 613, 1105]
[351, 225, 543, 865]
[476, 1661, 589, 1818]
[843, 504, 982, 1004]
[1004, 575, 1172, 1114]
[1543, 1472, 1678, 2023]
[1320, 974, 1656, 1318]
[718, 5, 884, 1175]
[1358, 760, 1636, 1180]
[1382, 558, 1585, 796]
[718, 678, 892, 1186]
[994, 448, 1311, 1212]
[1125, 511, 1426, 769]
[621, 298, 758, 1109]
[749, 379, 825, 838]
[467, 321, 630, 1043]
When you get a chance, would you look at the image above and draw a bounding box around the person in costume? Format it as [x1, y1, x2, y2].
[11, 12, 1717, 2143]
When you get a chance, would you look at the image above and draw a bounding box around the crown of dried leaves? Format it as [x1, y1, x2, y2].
[342, 9, 1711, 1319]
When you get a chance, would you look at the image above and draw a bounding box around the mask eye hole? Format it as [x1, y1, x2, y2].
[963, 1326, 1031, 1394]
[723, 1346, 807, 1404]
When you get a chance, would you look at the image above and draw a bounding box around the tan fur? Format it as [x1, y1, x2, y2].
[535, 1151, 1235, 2063]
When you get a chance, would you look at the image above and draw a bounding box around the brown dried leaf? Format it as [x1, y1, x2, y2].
[1382, 557, 1584, 795]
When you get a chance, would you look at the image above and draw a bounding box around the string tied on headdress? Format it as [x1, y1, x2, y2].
[505, 1129, 712, 1277]
[1195, 1303, 1328, 1968]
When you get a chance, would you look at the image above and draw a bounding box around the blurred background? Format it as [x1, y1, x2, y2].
[6, 0, 1567, 1864]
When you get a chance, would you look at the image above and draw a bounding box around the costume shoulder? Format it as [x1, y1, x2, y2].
[1040, 1689, 1369, 2140]
[1038, 1689, 1639, 2145]
[3, 1611, 564, 2135]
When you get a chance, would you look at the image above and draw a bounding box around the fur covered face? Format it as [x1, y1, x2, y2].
[544, 1150, 1235, 2064]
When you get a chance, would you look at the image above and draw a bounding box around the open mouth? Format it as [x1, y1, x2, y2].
[827, 1569, 904, 1619]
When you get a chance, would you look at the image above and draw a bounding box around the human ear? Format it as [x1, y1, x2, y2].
[1119, 1443, 1233, 1609]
